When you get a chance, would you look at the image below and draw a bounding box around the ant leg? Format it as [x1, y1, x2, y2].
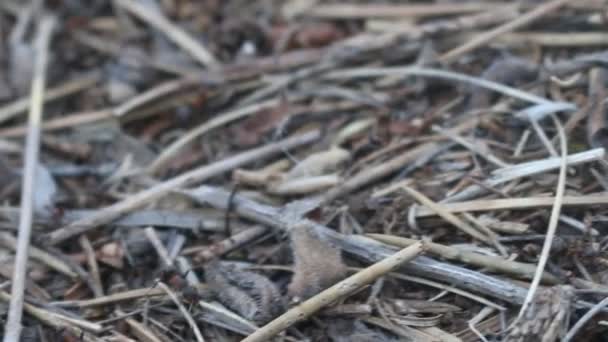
[225, 185, 240, 236]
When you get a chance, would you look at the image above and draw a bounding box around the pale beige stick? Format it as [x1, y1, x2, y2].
[115, 0, 218, 68]
[367, 234, 557, 283]
[432, 125, 510, 168]
[402, 186, 491, 243]
[415, 195, 608, 217]
[267, 174, 340, 195]
[0, 109, 113, 138]
[0, 71, 100, 124]
[0, 290, 103, 337]
[144, 227, 173, 267]
[47, 130, 320, 245]
[4, 16, 55, 342]
[439, 0, 569, 63]
[388, 273, 504, 310]
[241, 242, 425, 342]
[53, 288, 165, 308]
[483, 32, 608, 47]
[462, 213, 508, 257]
[305, 3, 504, 19]
[157, 282, 205, 342]
[0, 233, 76, 278]
[0, 87, 200, 137]
[113, 77, 199, 117]
[115, 309, 164, 342]
[124, 317, 164, 342]
[79, 235, 104, 297]
[514, 114, 567, 323]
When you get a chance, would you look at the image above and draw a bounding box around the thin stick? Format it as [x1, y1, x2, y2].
[119, 312, 164, 342]
[0, 290, 103, 341]
[402, 185, 491, 243]
[489, 32, 608, 47]
[113, 77, 199, 117]
[116, 0, 218, 68]
[530, 119, 558, 156]
[388, 273, 505, 311]
[415, 194, 608, 217]
[305, 3, 505, 19]
[52, 287, 165, 308]
[439, 0, 568, 63]
[157, 282, 205, 342]
[515, 114, 568, 323]
[79, 235, 104, 297]
[0, 71, 100, 124]
[367, 234, 558, 283]
[445, 148, 604, 202]
[564, 296, 608, 341]
[0, 232, 77, 278]
[4, 16, 55, 342]
[241, 242, 425, 342]
[325, 66, 558, 105]
[46, 130, 320, 245]
[144, 227, 173, 268]
[0, 109, 113, 138]
[432, 125, 510, 168]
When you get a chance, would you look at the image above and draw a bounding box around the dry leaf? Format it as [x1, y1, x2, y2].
[288, 223, 347, 301]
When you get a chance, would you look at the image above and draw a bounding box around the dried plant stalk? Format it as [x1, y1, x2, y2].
[47, 130, 320, 244]
[368, 234, 558, 283]
[4, 16, 55, 342]
[242, 242, 425, 342]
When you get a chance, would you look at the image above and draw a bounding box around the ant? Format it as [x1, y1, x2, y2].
[146, 266, 209, 313]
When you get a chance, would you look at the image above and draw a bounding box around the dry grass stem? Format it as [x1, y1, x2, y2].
[439, 0, 569, 62]
[402, 185, 492, 243]
[516, 114, 568, 323]
[47, 130, 319, 244]
[241, 242, 425, 342]
[115, 0, 218, 68]
[157, 282, 205, 342]
[4, 16, 55, 342]
[368, 234, 557, 283]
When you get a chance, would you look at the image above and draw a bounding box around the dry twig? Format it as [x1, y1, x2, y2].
[46, 130, 320, 244]
[241, 242, 425, 342]
[4, 16, 55, 342]
[515, 114, 568, 323]
[115, 0, 218, 68]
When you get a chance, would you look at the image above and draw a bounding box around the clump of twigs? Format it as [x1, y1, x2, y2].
[2, 0, 608, 341]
